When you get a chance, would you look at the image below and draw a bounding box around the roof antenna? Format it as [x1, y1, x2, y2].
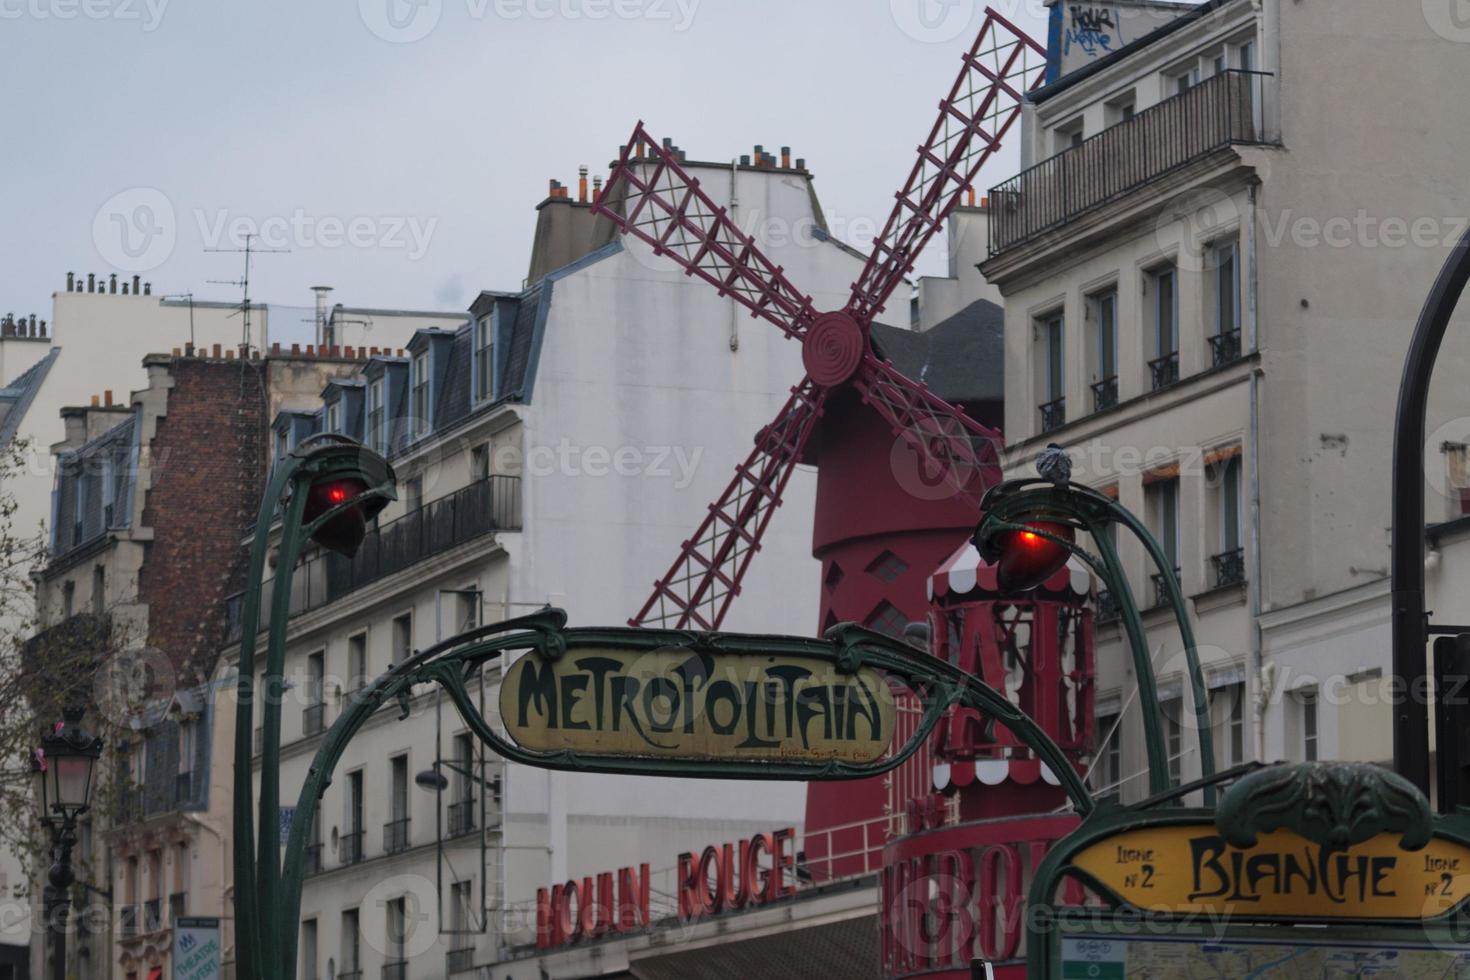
[206, 233, 289, 352]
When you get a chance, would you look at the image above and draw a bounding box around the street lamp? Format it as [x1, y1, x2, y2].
[33, 706, 102, 980]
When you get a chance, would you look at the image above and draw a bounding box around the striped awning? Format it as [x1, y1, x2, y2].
[927, 541, 1093, 603]
[932, 757, 1065, 791]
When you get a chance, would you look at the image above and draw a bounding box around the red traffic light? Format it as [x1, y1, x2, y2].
[303, 477, 370, 557]
[995, 520, 1074, 593]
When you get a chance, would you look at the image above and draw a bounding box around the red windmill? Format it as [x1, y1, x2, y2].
[592, 9, 1046, 636]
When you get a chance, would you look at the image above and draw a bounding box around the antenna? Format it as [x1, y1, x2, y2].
[206, 233, 289, 352]
[161, 293, 196, 348]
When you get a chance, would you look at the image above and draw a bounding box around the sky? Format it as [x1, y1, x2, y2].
[1, 0, 1050, 347]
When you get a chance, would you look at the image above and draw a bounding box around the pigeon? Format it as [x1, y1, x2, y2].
[1036, 442, 1072, 487]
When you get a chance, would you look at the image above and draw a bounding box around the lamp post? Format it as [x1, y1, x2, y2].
[974, 465, 1217, 802]
[33, 706, 103, 980]
[232, 434, 395, 980]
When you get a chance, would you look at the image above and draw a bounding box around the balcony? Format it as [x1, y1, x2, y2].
[1211, 547, 1246, 588]
[1091, 376, 1118, 413]
[989, 71, 1275, 255]
[338, 972, 362, 980]
[169, 892, 186, 923]
[226, 475, 521, 642]
[1151, 568, 1182, 608]
[339, 830, 364, 865]
[1038, 397, 1066, 433]
[382, 960, 407, 980]
[448, 799, 476, 838]
[1093, 588, 1120, 623]
[144, 898, 162, 934]
[120, 905, 138, 938]
[447, 947, 476, 974]
[384, 817, 410, 854]
[303, 702, 326, 737]
[114, 785, 144, 824]
[1148, 352, 1179, 391]
[1209, 329, 1242, 367]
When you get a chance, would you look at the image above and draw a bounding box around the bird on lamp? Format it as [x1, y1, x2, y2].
[1036, 443, 1072, 487]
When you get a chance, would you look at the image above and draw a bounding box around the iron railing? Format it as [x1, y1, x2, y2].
[339, 830, 364, 865]
[1094, 588, 1120, 623]
[225, 475, 521, 642]
[1209, 329, 1243, 366]
[1091, 376, 1118, 412]
[338, 972, 362, 980]
[144, 898, 162, 933]
[1211, 547, 1246, 588]
[384, 818, 410, 854]
[114, 784, 143, 824]
[1149, 352, 1179, 391]
[1039, 397, 1066, 433]
[303, 702, 326, 737]
[381, 959, 407, 980]
[989, 71, 1275, 254]
[1151, 568, 1182, 608]
[448, 799, 476, 838]
[120, 905, 138, 938]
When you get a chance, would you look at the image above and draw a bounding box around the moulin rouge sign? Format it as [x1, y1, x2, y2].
[536, 827, 800, 949]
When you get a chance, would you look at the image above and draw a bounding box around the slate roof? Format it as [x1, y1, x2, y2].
[0, 347, 59, 446]
[870, 297, 1004, 405]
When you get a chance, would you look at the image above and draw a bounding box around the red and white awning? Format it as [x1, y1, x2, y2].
[927, 542, 1092, 603]
[932, 757, 1065, 791]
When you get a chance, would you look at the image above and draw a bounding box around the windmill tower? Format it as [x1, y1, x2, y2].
[592, 8, 1051, 860]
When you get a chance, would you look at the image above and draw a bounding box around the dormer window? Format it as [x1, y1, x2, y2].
[474, 314, 496, 403]
[325, 401, 341, 434]
[410, 350, 430, 438]
[367, 377, 386, 456]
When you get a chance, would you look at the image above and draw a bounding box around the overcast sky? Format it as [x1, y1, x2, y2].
[2, 0, 1050, 346]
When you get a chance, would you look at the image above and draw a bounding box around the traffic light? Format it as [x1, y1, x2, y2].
[303, 476, 372, 557]
[992, 520, 1073, 593]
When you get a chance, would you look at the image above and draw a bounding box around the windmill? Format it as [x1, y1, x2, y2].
[592, 8, 1047, 633]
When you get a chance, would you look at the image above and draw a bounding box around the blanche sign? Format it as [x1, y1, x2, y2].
[502, 646, 897, 764]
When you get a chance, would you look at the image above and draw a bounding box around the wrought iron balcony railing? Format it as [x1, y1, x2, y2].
[303, 702, 326, 737]
[384, 817, 411, 854]
[226, 475, 521, 642]
[448, 799, 476, 838]
[1209, 329, 1243, 367]
[1211, 547, 1246, 588]
[339, 830, 364, 865]
[1151, 568, 1182, 608]
[119, 904, 138, 938]
[1094, 588, 1120, 623]
[144, 898, 162, 933]
[1091, 376, 1118, 412]
[447, 947, 476, 974]
[1039, 397, 1066, 433]
[1148, 352, 1179, 391]
[989, 71, 1275, 255]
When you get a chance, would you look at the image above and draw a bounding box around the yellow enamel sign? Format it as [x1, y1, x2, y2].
[1073, 824, 1470, 920]
[500, 647, 897, 764]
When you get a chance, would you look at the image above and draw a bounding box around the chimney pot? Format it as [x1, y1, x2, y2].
[345, 345, 355, 358]
[172, 347, 181, 357]
[291, 343, 301, 354]
[122, 283, 129, 295]
[578, 165, 589, 203]
[226, 349, 235, 360]
[90, 394, 100, 407]
[272, 342, 281, 354]
[796, 158, 806, 170]
[143, 282, 151, 295]
[211, 343, 221, 358]
[87, 273, 96, 293]
[109, 273, 117, 294]
[66, 272, 75, 291]
[980, 195, 989, 209]
[781, 146, 791, 168]
[39, 320, 47, 337]
[132, 275, 140, 294]
[104, 390, 113, 407]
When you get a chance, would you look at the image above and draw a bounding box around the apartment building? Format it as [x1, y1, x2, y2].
[980, 0, 1470, 795]
[217, 151, 888, 979]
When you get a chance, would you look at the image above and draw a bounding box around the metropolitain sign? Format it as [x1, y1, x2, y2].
[501, 645, 898, 764]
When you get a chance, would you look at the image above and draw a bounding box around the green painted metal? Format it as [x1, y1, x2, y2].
[975, 478, 1216, 802]
[233, 438, 1096, 980]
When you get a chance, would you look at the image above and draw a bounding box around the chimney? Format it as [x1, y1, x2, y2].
[39, 320, 46, 337]
[66, 272, 75, 292]
[143, 282, 151, 295]
[967, 187, 976, 207]
[109, 273, 117, 294]
[796, 158, 806, 170]
[781, 146, 791, 169]
[122, 282, 129, 295]
[311, 285, 334, 348]
[578, 166, 589, 203]
[212, 343, 222, 358]
[29, 314, 37, 336]
[132, 274, 141, 295]
[87, 273, 95, 293]
[104, 390, 113, 407]
[592, 175, 603, 201]
[90, 394, 100, 407]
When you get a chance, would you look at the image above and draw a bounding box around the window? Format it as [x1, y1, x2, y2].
[455, 590, 480, 633]
[1297, 688, 1319, 762]
[1237, 40, 1255, 71]
[1037, 311, 1065, 432]
[304, 651, 326, 736]
[865, 601, 910, 639]
[301, 919, 318, 980]
[1209, 238, 1241, 365]
[386, 755, 410, 853]
[1213, 682, 1246, 768]
[367, 377, 386, 456]
[1145, 476, 1180, 604]
[1171, 65, 1199, 94]
[1147, 264, 1178, 389]
[450, 879, 475, 964]
[393, 612, 413, 666]
[865, 551, 909, 584]
[1088, 288, 1118, 412]
[474, 314, 496, 402]
[471, 444, 490, 482]
[1055, 119, 1083, 153]
[347, 632, 368, 694]
[1162, 697, 1183, 783]
[1105, 95, 1135, 126]
[92, 565, 105, 615]
[62, 580, 74, 618]
[1094, 712, 1122, 792]
[410, 350, 430, 438]
[325, 401, 340, 434]
[340, 908, 361, 975]
[385, 897, 407, 969]
[274, 427, 289, 463]
[342, 770, 364, 864]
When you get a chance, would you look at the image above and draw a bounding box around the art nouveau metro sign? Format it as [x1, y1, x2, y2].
[501, 645, 897, 765]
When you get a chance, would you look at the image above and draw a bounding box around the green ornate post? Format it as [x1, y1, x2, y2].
[974, 474, 1216, 801]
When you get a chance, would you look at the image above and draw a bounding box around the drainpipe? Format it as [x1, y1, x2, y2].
[729, 158, 740, 352]
[1245, 181, 1267, 761]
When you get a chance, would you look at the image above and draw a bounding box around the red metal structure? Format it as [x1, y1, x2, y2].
[592, 8, 1047, 633]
